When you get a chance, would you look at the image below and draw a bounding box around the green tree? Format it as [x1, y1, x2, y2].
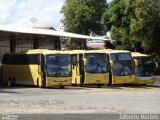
[61, 0, 108, 35]
[102, 0, 160, 52]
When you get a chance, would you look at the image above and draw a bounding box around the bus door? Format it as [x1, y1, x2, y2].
[79, 54, 84, 84]
[71, 54, 78, 84]
[0, 60, 2, 86]
[40, 54, 46, 87]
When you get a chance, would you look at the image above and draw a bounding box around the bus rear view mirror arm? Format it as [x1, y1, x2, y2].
[83, 59, 87, 65]
[155, 61, 159, 68]
[110, 61, 113, 67]
[134, 59, 138, 67]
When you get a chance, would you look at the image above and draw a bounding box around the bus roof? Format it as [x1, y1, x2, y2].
[20, 49, 69, 55]
[102, 49, 130, 54]
[131, 52, 150, 57]
[67, 50, 107, 54]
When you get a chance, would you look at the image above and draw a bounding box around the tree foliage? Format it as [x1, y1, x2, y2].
[61, 0, 108, 35]
[102, 0, 160, 52]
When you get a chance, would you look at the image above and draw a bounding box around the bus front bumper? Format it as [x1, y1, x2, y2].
[46, 77, 72, 87]
[84, 73, 109, 85]
[112, 75, 135, 84]
[135, 76, 155, 85]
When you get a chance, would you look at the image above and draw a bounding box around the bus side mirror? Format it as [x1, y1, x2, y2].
[155, 61, 159, 68]
[110, 61, 113, 67]
[83, 59, 87, 65]
[134, 59, 138, 67]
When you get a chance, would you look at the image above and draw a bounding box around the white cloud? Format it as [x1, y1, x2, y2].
[0, 0, 65, 29]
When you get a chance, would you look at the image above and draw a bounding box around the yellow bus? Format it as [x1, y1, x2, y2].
[131, 52, 155, 85]
[104, 49, 135, 85]
[70, 50, 110, 87]
[0, 60, 2, 86]
[2, 49, 72, 88]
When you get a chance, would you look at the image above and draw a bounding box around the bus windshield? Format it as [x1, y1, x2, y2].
[134, 57, 155, 77]
[46, 54, 71, 77]
[111, 53, 134, 76]
[85, 53, 109, 73]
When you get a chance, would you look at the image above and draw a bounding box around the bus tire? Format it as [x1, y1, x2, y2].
[109, 71, 112, 85]
[60, 86, 64, 89]
[37, 79, 40, 88]
[97, 85, 101, 88]
[78, 84, 82, 87]
[8, 77, 12, 87]
[12, 77, 16, 86]
[2, 76, 7, 86]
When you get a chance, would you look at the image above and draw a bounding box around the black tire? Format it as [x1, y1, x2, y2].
[78, 84, 82, 87]
[37, 79, 40, 87]
[97, 85, 101, 88]
[12, 77, 16, 87]
[8, 77, 12, 87]
[109, 71, 112, 85]
[60, 86, 64, 89]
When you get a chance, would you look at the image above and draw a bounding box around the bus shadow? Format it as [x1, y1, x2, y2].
[43, 86, 92, 90]
[0, 84, 159, 90]
[146, 84, 160, 88]
[0, 85, 38, 89]
[104, 84, 158, 89]
[77, 85, 105, 89]
[119, 84, 160, 89]
[106, 85, 125, 89]
[0, 85, 92, 90]
[0, 89, 23, 94]
[79, 85, 124, 89]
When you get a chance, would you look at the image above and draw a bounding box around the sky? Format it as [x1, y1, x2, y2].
[0, 0, 112, 30]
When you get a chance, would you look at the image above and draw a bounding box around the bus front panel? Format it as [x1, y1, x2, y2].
[45, 54, 72, 87]
[134, 56, 155, 85]
[84, 53, 110, 85]
[110, 53, 135, 84]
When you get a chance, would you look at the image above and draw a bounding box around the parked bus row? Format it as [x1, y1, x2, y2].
[1, 49, 158, 88]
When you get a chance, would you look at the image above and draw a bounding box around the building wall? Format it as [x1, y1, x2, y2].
[0, 32, 60, 61]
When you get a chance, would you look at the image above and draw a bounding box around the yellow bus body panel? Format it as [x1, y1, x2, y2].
[3, 64, 72, 87]
[46, 77, 72, 87]
[84, 73, 109, 85]
[135, 77, 155, 85]
[112, 75, 135, 84]
[3, 65, 40, 85]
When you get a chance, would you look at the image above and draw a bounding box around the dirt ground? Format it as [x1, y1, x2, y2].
[0, 85, 160, 114]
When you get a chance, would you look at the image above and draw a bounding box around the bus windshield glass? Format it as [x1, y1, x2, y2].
[111, 53, 134, 76]
[134, 57, 155, 77]
[46, 54, 71, 77]
[85, 53, 109, 73]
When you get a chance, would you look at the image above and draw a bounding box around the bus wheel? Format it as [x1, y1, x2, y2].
[8, 77, 13, 87]
[12, 77, 16, 87]
[97, 85, 101, 88]
[60, 86, 64, 89]
[37, 79, 40, 88]
[7, 80, 11, 87]
[77, 84, 81, 87]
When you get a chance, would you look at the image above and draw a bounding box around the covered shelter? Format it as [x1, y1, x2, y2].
[0, 25, 112, 60]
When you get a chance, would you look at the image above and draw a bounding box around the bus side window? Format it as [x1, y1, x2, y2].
[3, 54, 13, 64]
[29, 54, 40, 64]
[71, 54, 77, 66]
